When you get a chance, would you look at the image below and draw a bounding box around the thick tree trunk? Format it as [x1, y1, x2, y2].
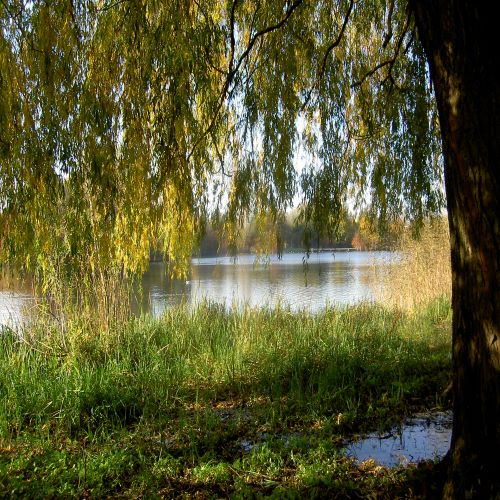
[411, 1, 500, 497]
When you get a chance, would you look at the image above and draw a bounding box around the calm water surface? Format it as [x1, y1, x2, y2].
[345, 411, 452, 466]
[0, 291, 33, 328]
[237, 411, 452, 466]
[138, 251, 395, 315]
[1, 251, 395, 326]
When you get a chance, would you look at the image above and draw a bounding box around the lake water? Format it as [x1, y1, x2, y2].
[137, 251, 394, 315]
[0, 291, 33, 329]
[1, 251, 395, 327]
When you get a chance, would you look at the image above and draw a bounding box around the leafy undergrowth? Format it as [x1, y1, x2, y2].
[0, 298, 452, 498]
[0, 431, 447, 498]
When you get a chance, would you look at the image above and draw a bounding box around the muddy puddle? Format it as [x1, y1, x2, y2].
[344, 411, 452, 466]
[235, 411, 452, 467]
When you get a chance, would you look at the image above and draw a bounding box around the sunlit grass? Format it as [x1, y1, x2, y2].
[0, 299, 451, 497]
[1, 300, 451, 436]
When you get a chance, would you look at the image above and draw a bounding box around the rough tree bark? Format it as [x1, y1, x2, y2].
[411, 1, 500, 497]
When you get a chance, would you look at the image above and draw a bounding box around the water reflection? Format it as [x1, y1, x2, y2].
[1, 251, 396, 325]
[345, 411, 452, 467]
[138, 251, 395, 316]
[0, 291, 33, 328]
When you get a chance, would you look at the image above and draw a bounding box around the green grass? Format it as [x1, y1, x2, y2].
[0, 298, 451, 498]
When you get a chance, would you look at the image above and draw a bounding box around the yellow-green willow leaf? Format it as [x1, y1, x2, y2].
[1, 0, 443, 287]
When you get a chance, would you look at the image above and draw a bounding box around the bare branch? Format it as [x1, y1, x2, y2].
[95, 0, 129, 13]
[382, 0, 395, 48]
[232, 0, 304, 77]
[351, 59, 393, 88]
[318, 0, 354, 79]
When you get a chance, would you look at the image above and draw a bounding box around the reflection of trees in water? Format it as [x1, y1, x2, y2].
[138, 253, 391, 313]
[2, 254, 393, 321]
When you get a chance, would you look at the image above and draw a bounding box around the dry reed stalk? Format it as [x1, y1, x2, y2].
[376, 217, 451, 310]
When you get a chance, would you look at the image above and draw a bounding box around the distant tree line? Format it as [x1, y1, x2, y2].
[196, 211, 402, 257]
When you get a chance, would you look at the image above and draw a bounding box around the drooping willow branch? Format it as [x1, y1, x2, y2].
[301, 0, 355, 111]
[187, 0, 304, 162]
[351, 9, 412, 89]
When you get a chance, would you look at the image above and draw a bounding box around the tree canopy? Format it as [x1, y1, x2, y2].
[1, 0, 444, 283]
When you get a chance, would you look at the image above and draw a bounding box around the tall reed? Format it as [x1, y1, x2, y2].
[19, 261, 137, 356]
[376, 217, 451, 310]
[0, 300, 451, 440]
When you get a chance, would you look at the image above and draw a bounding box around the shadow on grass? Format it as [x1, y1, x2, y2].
[0, 301, 451, 497]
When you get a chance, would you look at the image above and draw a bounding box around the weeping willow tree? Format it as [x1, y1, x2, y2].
[1, 1, 499, 497]
[0, 0, 443, 280]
